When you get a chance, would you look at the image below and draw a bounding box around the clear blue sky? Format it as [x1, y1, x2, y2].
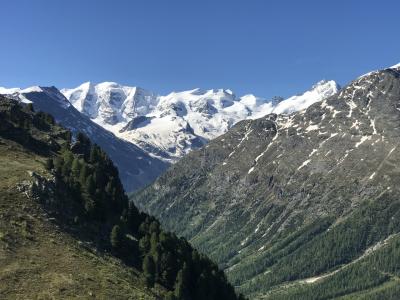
[1, 0, 399, 98]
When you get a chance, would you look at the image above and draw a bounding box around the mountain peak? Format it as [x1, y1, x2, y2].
[272, 79, 339, 115]
[390, 62, 400, 69]
[60, 81, 338, 161]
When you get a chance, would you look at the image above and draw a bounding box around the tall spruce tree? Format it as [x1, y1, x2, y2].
[110, 225, 123, 250]
[143, 255, 156, 287]
[174, 263, 190, 300]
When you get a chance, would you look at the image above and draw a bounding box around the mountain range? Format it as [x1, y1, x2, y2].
[61, 80, 339, 162]
[1, 79, 339, 193]
[133, 63, 400, 298]
[1, 63, 400, 299]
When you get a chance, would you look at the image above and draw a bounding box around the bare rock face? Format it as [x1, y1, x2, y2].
[133, 66, 400, 298]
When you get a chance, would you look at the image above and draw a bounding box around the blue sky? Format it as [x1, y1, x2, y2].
[0, 0, 399, 98]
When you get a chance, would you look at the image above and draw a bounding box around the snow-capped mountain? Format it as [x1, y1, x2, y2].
[62, 80, 339, 161]
[0, 86, 167, 192]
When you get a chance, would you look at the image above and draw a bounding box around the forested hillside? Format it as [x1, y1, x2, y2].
[0, 96, 243, 300]
[133, 65, 400, 299]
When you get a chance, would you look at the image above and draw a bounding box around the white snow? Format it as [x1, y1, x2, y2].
[272, 80, 339, 114]
[0, 86, 42, 94]
[59, 80, 338, 162]
[309, 149, 318, 157]
[389, 62, 400, 69]
[0, 87, 21, 94]
[355, 136, 371, 148]
[297, 159, 311, 171]
[305, 124, 319, 132]
[0, 79, 338, 162]
[347, 99, 357, 117]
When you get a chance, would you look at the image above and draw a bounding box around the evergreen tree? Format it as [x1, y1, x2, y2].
[174, 263, 190, 300]
[139, 234, 151, 254]
[79, 164, 88, 185]
[143, 255, 156, 287]
[71, 157, 81, 178]
[89, 145, 99, 163]
[150, 231, 159, 254]
[62, 151, 73, 177]
[110, 225, 123, 250]
[85, 174, 95, 195]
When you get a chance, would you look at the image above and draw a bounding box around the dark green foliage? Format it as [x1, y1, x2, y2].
[71, 157, 81, 177]
[164, 291, 177, 300]
[45, 158, 54, 170]
[110, 225, 123, 250]
[0, 98, 59, 155]
[79, 164, 88, 185]
[174, 263, 190, 300]
[0, 97, 242, 300]
[236, 196, 400, 298]
[143, 255, 156, 287]
[268, 235, 400, 299]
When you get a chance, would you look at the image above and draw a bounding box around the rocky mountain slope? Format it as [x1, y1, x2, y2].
[0, 87, 167, 192]
[62, 81, 339, 161]
[133, 63, 400, 299]
[0, 96, 242, 300]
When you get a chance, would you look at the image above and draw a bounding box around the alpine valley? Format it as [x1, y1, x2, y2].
[0, 96, 242, 300]
[1, 80, 338, 193]
[2, 63, 400, 300]
[133, 63, 400, 299]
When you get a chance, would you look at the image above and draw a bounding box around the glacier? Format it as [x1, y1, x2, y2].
[61, 80, 339, 161]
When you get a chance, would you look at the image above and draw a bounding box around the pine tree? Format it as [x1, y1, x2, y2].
[150, 231, 159, 254]
[139, 234, 151, 254]
[174, 263, 190, 300]
[85, 174, 95, 195]
[143, 255, 156, 287]
[89, 145, 99, 163]
[110, 225, 123, 250]
[71, 157, 81, 178]
[62, 151, 73, 177]
[160, 252, 175, 287]
[79, 164, 88, 184]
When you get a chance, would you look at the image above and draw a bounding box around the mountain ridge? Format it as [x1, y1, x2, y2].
[132, 64, 400, 298]
[0, 87, 167, 192]
[61, 80, 339, 161]
[0, 95, 243, 300]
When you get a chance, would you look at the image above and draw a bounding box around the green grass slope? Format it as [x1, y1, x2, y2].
[0, 137, 160, 299]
